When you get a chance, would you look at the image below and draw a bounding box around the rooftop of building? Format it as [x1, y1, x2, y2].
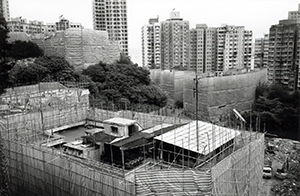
[155, 120, 240, 156]
[103, 117, 138, 126]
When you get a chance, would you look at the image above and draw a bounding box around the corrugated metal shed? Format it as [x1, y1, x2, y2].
[154, 121, 240, 156]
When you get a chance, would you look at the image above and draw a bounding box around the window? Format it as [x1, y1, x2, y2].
[111, 126, 118, 134]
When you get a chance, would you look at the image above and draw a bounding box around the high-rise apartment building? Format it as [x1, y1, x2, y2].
[216, 25, 252, 73]
[254, 34, 269, 68]
[254, 38, 264, 68]
[189, 24, 216, 73]
[244, 30, 252, 69]
[160, 11, 189, 70]
[141, 17, 160, 68]
[93, 0, 128, 56]
[142, 12, 252, 74]
[266, 4, 300, 90]
[0, 0, 9, 21]
[269, 19, 300, 89]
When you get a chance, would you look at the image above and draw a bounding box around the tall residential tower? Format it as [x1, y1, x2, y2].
[141, 17, 161, 68]
[189, 24, 217, 73]
[268, 4, 300, 90]
[93, 0, 128, 56]
[160, 11, 189, 70]
[0, 0, 10, 21]
[141, 11, 253, 74]
[216, 25, 252, 74]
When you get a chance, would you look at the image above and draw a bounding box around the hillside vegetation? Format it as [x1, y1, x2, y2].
[243, 83, 299, 140]
[0, 16, 167, 111]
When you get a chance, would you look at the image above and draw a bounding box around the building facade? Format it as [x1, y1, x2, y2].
[93, 0, 128, 56]
[142, 12, 253, 74]
[46, 16, 83, 33]
[7, 16, 82, 35]
[7, 17, 45, 34]
[216, 25, 252, 74]
[254, 34, 269, 68]
[265, 4, 300, 90]
[0, 0, 9, 21]
[268, 19, 300, 89]
[160, 11, 189, 70]
[141, 17, 160, 68]
[189, 24, 217, 73]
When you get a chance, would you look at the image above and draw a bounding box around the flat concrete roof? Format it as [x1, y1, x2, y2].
[103, 117, 137, 126]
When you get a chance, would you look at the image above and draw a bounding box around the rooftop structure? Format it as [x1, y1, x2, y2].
[155, 121, 240, 156]
[288, 4, 300, 23]
[103, 117, 143, 138]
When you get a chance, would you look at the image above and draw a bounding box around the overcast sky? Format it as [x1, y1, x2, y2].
[9, 0, 300, 65]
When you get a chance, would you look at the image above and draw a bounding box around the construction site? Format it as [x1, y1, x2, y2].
[0, 82, 265, 196]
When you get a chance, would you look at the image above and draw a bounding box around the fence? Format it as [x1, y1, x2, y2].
[1, 138, 135, 196]
[211, 134, 264, 196]
[87, 108, 191, 129]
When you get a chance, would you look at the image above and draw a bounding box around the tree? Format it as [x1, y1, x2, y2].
[34, 56, 75, 81]
[244, 83, 299, 140]
[0, 15, 9, 59]
[0, 60, 13, 95]
[6, 40, 43, 59]
[9, 56, 77, 85]
[82, 59, 167, 109]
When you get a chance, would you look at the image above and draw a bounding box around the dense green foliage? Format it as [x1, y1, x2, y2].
[244, 83, 299, 140]
[0, 15, 10, 95]
[9, 56, 79, 85]
[0, 60, 14, 94]
[3, 54, 167, 110]
[82, 59, 167, 109]
[6, 40, 43, 59]
[0, 15, 9, 59]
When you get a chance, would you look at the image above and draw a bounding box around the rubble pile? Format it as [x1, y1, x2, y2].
[268, 138, 300, 196]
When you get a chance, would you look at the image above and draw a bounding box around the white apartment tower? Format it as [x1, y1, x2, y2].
[216, 25, 252, 73]
[160, 11, 189, 70]
[0, 0, 10, 21]
[189, 24, 216, 73]
[141, 17, 161, 68]
[93, 0, 128, 56]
